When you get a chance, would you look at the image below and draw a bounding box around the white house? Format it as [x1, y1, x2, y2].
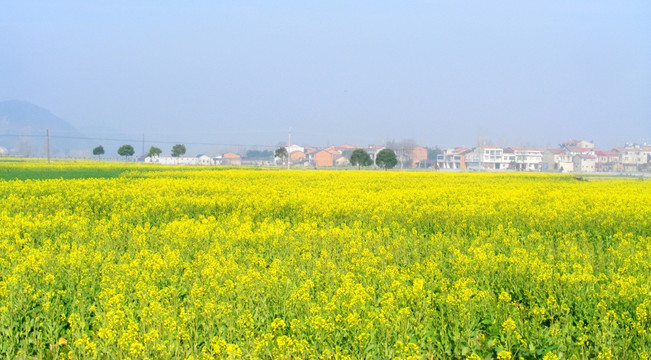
[286, 144, 305, 154]
[508, 147, 544, 171]
[542, 149, 573, 172]
[466, 146, 512, 170]
[196, 154, 212, 165]
[437, 148, 471, 169]
[573, 154, 596, 173]
[145, 154, 214, 166]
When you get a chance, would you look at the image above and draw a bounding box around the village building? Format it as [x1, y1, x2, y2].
[593, 149, 619, 172]
[562, 139, 595, 149]
[286, 144, 305, 154]
[409, 145, 428, 168]
[573, 154, 596, 172]
[289, 150, 306, 164]
[366, 145, 385, 164]
[542, 149, 573, 172]
[147, 155, 211, 165]
[614, 145, 651, 172]
[304, 148, 319, 162]
[334, 155, 349, 166]
[507, 147, 544, 171]
[314, 149, 336, 167]
[196, 154, 212, 165]
[502, 148, 516, 169]
[334, 144, 357, 153]
[465, 146, 511, 170]
[437, 148, 471, 169]
[222, 152, 241, 166]
[314, 147, 346, 167]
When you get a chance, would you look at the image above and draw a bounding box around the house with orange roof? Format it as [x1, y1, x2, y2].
[334, 144, 357, 152]
[289, 150, 306, 163]
[437, 147, 471, 169]
[593, 149, 619, 172]
[314, 149, 339, 167]
[222, 152, 241, 166]
[304, 147, 319, 162]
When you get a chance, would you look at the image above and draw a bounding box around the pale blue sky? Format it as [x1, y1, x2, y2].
[1, 1, 649, 150]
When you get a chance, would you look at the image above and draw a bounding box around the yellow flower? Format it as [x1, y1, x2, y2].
[497, 350, 512, 360]
[502, 318, 516, 332]
[271, 318, 286, 333]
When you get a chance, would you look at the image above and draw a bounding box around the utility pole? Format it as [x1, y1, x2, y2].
[46, 129, 50, 164]
[287, 128, 291, 170]
[142, 134, 145, 156]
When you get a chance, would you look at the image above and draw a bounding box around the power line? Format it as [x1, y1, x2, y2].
[0, 133, 282, 149]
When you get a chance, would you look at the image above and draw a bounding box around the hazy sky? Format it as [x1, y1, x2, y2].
[1, 1, 649, 150]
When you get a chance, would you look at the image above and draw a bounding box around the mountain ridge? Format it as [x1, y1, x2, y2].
[0, 100, 81, 136]
[0, 100, 91, 156]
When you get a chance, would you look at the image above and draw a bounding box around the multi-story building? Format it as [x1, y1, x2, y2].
[507, 147, 544, 171]
[409, 145, 428, 168]
[542, 149, 573, 172]
[465, 146, 511, 170]
[573, 154, 596, 172]
[593, 149, 619, 172]
[436, 148, 471, 169]
[614, 145, 651, 172]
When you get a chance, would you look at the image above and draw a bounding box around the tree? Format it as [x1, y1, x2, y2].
[349, 148, 373, 169]
[246, 149, 273, 159]
[427, 147, 441, 167]
[93, 145, 104, 160]
[274, 147, 288, 165]
[148, 146, 162, 158]
[117, 144, 135, 160]
[171, 144, 186, 157]
[376, 148, 398, 170]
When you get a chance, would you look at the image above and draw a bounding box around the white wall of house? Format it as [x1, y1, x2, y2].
[542, 150, 574, 172]
[573, 156, 596, 172]
[145, 155, 216, 166]
[466, 147, 512, 169]
[512, 149, 543, 170]
[437, 148, 467, 169]
[286, 145, 305, 154]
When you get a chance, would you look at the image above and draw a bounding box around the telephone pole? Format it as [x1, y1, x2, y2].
[287, 128, 291, 170]
[46, 129, 50, 164]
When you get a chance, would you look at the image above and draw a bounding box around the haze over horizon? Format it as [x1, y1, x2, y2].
[1, 1, 649, 151]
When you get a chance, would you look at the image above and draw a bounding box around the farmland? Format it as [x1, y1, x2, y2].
[0, 162, 649, 359]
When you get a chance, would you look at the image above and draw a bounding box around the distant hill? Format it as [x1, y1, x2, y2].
[0, 100, 87, 156]
[0, 100, 81, 135]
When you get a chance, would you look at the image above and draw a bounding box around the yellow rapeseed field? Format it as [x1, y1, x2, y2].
[0, 163, 649, 359]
